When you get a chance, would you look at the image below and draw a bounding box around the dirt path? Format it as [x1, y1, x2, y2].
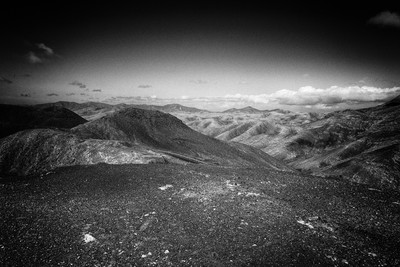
[1, 164, 399, 266]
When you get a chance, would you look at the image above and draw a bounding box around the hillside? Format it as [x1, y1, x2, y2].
[175, 97, 400, 191]
[132, 103, 208, 113]
[72, 107, 291, 170]
[289, 96, 400, 190]
[0, 104, 87, 138]
[0, 107, 292, 176]
[0, 129, 166, 176]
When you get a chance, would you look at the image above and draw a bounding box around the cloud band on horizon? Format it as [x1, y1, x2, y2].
[225, 85, 400, 106]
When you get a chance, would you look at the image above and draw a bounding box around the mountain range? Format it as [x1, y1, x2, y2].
[176, 96, 400, 191]
[4, 96, 399, 190]
[1, 97, 400, 266]
[0, 105, 290, 176]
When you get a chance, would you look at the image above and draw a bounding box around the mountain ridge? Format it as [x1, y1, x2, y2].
[0, 104, 87, 138]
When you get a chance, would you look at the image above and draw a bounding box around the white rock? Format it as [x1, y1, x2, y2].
[83, 233, 96, 243]
[159, 184, 173, 190]
[297, 219, 314, 229]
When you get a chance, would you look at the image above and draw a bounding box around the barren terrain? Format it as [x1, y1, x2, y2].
[1, 164, 400, 266]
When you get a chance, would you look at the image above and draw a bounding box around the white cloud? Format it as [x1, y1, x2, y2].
[225, 93, 271, 104]
[225, 85, 400, 106]
[27, 52, 43, 64]
[368, 11, 400, 28]
[36, 43, 54, 55]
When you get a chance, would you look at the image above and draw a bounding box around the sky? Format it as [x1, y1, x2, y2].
[1, 2, 400, 111]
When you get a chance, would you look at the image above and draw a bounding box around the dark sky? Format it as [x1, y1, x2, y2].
[1, 1, 400, 111]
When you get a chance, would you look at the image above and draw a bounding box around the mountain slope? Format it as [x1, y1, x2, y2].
[0, 107, 292, 176]
[176, 96, 400, 190]
[0, 104, 87, 138]
[284, 97, 400, 190]
[0, 129, 166, 175]
[72, 107, 291, 170]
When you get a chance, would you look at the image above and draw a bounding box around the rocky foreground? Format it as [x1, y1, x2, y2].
[1, 163, 399, 266]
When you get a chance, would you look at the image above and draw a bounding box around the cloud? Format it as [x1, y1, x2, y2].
[26, 43, 57, 64]
[69, 81, 87, 89]
[190, 79, 208, 84]
[27, 52, 43, 64]
[138, 84, 152, 88]
[0, 76, 12, 84]
[368, 11, 400, 28]
[20, 93, 31, 97]
[225, 93, 271, 104]
[92, 89, 102, 92]
[226, 85, 400, 106]
[36, 43, 54, 55]
[47, 93, 58, 96]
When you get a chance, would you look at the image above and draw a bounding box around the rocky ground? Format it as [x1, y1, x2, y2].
[1, 163, 399, 266]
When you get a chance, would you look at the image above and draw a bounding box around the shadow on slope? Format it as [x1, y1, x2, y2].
[0, 104, 87, 138]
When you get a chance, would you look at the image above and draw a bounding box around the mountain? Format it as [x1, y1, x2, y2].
[36, 101, 113, 110]
[132, 103, 208, 113]
[383, 94, 400, 107]
[72, 107, 292, 170]
[36, 101, 117, 121]
[180, 96, 400, 190]
[222, 106, 263, 114]
[0, 107, 292, 176]
[0, 104, 87, 138]
[281, 97, 400, 190]
[36, 101, 210, 121]
[0, 129, 166, 175]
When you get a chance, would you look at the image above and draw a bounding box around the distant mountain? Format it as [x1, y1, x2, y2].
[157, 103, 208, 113]
[178, 96, 400, 190]
[281, 97, 400, 189]
[0, 104, 87, 138]
[36, 101, 210, 121]
[222, 106, 263, 114]
[36, 101, 117, 121]
[130, 103, 209, 113]
[0, 107, 292, 176]
[36, 101, 113, 110]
